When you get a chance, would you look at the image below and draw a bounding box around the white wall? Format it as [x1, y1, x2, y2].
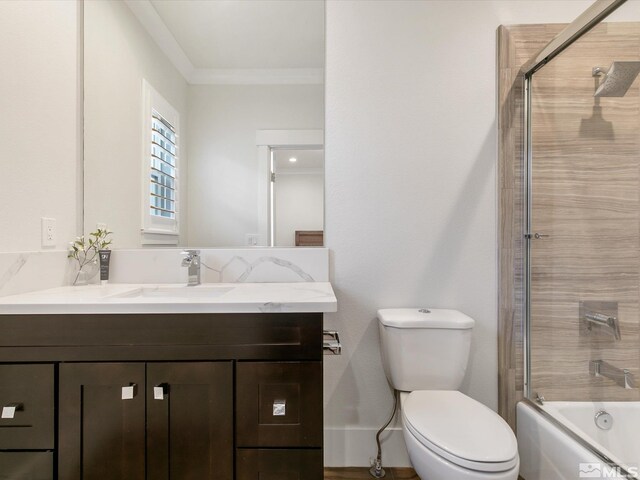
[0, 0, 80, 253]
[323, 0, 594, 466]
[187, 84, 324, 247]
[275, 173, 324, 246]
[83, 0, 189, 248]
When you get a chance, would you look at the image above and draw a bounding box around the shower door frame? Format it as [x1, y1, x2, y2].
[520, 0, 634, 477]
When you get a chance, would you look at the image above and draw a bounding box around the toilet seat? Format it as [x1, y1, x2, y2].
[402, 390, 518, 473]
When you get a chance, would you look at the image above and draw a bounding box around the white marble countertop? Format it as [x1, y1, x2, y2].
[0, 282, 337, 315]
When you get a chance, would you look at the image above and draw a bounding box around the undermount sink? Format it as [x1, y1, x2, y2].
[113, 285, 234, 300]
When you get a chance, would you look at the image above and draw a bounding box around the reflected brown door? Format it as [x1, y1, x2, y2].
[59, 363, 146, 480]
[147, 362, 233, 480]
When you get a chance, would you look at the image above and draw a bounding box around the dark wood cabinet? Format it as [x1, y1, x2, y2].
[0, 452, 53, 480]
[236, 449, 323, 480]
[0, 312, 323, 480]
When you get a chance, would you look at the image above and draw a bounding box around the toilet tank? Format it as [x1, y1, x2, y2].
[377, 308, 474, 392]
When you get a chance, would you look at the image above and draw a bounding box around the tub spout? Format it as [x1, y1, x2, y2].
[590, 360, 636, 389]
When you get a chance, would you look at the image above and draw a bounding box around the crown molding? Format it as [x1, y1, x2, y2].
[276, 168, 324, 176]
[124, 0, 324, 85]
[123, 0, 194, 80]
[189, 68, 324, 85]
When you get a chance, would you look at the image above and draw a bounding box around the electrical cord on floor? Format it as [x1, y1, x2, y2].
[370, 389, 399, 479]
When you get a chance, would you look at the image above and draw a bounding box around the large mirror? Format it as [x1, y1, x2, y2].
[84, 0, 325, 248]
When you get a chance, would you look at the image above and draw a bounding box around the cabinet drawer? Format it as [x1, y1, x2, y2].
[0, 364, 54, 449]
[236, 449, 322, 480]
[236, 362, 322, 447]
[0, 452, 53, 480]
[0, 314, 322, 362]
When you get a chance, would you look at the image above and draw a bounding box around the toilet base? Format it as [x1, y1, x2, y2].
[403, 428, 520, 480]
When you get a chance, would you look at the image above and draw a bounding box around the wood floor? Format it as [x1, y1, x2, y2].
[325, 467, 525, 480]
[324, 467, 420, 479]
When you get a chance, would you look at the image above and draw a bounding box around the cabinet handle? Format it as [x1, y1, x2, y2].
[1, 403, 23, 419]
[153, 383, 168, 400]
[273, 399, 286, 416]
[121, 383, 138, 400]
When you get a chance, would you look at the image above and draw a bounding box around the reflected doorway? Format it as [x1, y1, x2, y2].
[270, 148, 324, 247]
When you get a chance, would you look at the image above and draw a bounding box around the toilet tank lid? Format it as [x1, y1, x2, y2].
[377, 308, 474, 329]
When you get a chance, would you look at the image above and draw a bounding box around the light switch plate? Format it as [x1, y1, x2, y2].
[246, 234, 259, 246]
[41, 217, 56, 247]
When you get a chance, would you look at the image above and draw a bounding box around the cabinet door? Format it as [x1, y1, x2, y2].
[59, 363, 146, 480]
[236, 362, 322, 448]
[147, 362, 233, 480]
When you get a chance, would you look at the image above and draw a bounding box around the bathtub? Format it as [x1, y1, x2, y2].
[517, 401, 639, 479]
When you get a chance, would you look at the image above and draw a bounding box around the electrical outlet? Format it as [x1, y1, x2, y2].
[246, 234, 259, 246]
[41, 218, 56, 248]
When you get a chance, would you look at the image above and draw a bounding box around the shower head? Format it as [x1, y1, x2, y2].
[593, 61, 640, 97]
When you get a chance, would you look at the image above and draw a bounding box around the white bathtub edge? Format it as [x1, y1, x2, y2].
[517, 402, 629, 480]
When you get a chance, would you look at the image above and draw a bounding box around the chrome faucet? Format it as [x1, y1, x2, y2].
[590, 360, 636, 389]
[583, 310, 621, 340]
[181, 250, 201, 286]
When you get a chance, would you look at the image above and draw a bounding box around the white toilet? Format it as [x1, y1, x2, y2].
[378, 308, 519, 480]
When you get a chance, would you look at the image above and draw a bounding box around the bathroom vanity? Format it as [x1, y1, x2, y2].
[0, 283, 336, 480]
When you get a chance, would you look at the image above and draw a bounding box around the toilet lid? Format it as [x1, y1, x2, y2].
[402, 391, 518, 473]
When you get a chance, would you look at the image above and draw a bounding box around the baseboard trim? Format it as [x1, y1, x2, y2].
[324, 427, 412, 467]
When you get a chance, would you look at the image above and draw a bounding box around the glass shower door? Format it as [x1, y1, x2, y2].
[528, 20, 640, 404]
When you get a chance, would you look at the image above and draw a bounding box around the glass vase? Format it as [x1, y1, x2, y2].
[73, 269, 88, 286]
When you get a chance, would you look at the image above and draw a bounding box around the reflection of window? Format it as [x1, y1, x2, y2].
[150, 113, 177, 219]
[142, 80, 179, 244]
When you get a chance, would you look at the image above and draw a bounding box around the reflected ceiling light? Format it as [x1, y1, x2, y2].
[289, 157, 297, 163]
